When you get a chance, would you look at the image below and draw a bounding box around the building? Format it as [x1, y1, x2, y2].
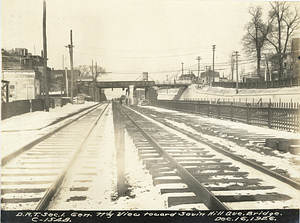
[50, 69, 80, 95]
[1, 70, 42, 101]
[178, 72, 197, 82]
[1, 48, 46, 102]
[200, 70, 220, 85]
[2, 48, 45, 71]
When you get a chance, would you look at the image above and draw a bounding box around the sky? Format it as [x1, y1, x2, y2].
[1, 0, 278, 82]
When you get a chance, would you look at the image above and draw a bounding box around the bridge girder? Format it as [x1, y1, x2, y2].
[96, 81, 155, 89]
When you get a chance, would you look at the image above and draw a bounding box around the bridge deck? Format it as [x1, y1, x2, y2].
[95, 80, 191, 88]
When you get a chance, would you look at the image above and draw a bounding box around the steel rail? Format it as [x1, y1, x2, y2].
[119, 104, 230, 210]
[128, 105, 300, 191]
[35, 102, 110, 210]
[2, 103, 101, 167]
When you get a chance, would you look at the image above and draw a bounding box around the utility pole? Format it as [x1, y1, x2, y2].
[181, 62, 184, 76]
[65, 67, 68, 97]
[43, 0, 49, 111]
[212, 45, 216, 84]
[196, 56, 202, 87]
[62, 54, 64, 97]
[92, 60, 96, 101]
[95, 62, 98, 102]
[92, 60, 94, 76]
[67, 30, 74, 103]
[233, 51, 240, 94]
[95, 62, 97, 78]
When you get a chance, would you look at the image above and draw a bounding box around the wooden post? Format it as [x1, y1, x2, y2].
[230, 102, 233, 121]
[5, 81, 9, 103]
[112, 102, 126, 197]
[117, 112, 125, 197]
[217, 101, 220, 119]
[30, 100, 33, 112]
[207, 103, 210, 117]
[268, 103, 273, 129]
[247, 103, 250, 124]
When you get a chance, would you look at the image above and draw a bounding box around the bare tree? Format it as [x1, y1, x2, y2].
[76, 65, 90, 76]
[75, 65, 106, 79]
[242, 5, 271, 79]
[265, 1, 300, 80]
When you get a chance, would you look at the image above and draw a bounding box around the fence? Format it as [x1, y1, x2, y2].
[212, 77, 299, 89]
[150, 100, 300, 132]
[1, 99, 45, 120]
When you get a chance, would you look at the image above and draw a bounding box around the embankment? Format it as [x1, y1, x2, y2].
[158, 85, 300, 103]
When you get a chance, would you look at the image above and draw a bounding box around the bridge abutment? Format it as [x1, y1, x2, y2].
[129, 85, 135, 105]
[145, 87, 150, 100]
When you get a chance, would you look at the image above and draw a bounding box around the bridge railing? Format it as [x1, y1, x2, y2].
[150, 100, 300, 132]
[155, 80, 192, 85]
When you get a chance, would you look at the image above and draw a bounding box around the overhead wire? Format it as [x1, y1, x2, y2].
[73, 44, 256, 75]
[75, 44, 212, 53]
[74, 49, 213, 59]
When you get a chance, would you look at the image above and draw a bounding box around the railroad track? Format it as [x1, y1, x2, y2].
[119, 104, 300, 210]
[129, 105, 300, 184]
[1, 102, 109, 210]
[46, 104, 116, 210]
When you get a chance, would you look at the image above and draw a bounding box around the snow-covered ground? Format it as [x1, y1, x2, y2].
[1, 101, 300, 210]
[47, 106, 166, 210]
[1, 102, 99, 158]
[159, 85, 300, 103]
[1, 102, 167, 210]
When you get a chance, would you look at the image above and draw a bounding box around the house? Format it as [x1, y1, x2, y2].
[178, 72, 197, 83]
[1, 48, 46, 102]
[200, 70, 220, 85]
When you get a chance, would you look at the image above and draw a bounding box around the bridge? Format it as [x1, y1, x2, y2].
[95, 80, 191, 88]
[77, 75, 192, 104]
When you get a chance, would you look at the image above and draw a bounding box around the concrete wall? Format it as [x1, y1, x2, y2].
[157, 88, 179, 100]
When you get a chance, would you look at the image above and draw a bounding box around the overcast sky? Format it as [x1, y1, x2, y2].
[2, 0, 277, 81]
